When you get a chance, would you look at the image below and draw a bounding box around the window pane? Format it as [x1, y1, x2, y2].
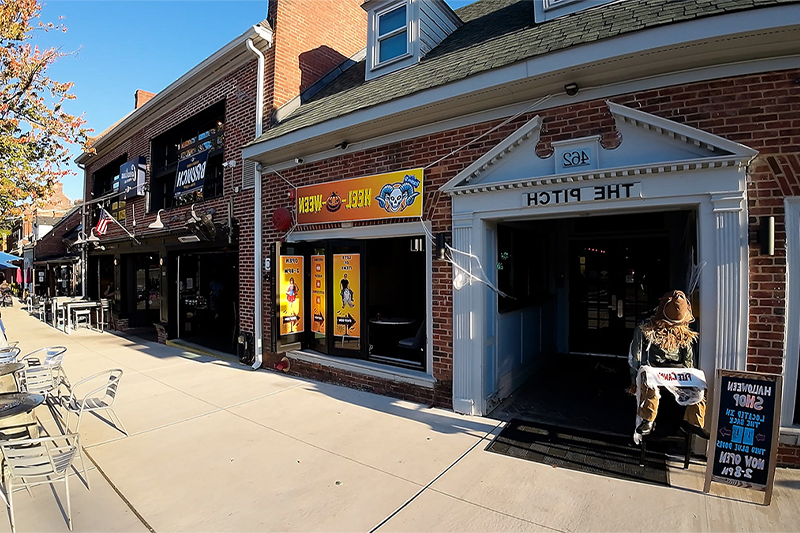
[379, 31, 407, 63]
[378, 5, 406, 36]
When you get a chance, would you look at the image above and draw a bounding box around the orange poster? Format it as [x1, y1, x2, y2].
[296, 168, 423, 225]
[333, 254, 360, 338]
[279, 255, 303, 336]
[311, 255, 326, 334]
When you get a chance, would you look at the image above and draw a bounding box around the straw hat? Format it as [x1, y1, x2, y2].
[653, 290, 694, 326]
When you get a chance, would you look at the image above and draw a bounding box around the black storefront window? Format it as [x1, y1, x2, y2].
[150, 101, 226, 212]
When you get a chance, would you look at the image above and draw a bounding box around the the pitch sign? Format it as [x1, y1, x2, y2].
[174, 150, 209, 198]
[522, 182, 642, 208]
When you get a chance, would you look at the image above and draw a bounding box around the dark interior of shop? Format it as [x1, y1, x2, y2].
[366, 236, 426, 369]
[491, 210, 698, 437]
[178, 251, 238, 354]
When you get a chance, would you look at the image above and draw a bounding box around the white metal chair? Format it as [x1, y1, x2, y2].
[72, 309, 91, 330]
[0, 347, 20, 365]
[18, 347, 68, 402]
[0, 433, 82, 532]
[95, 299, 110, 333]
[50, 301, 65, 331]
[61, 369, 127, 436]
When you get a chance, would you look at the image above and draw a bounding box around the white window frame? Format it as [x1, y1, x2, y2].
[373, 0, 412, 69]
[536, 0, 621, 23]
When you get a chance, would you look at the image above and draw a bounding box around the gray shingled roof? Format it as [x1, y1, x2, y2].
[249, 0, 796, 147]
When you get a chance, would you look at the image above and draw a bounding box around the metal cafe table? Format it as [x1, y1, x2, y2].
[0, 363, 24, 394]
[0, 393, 44, 440]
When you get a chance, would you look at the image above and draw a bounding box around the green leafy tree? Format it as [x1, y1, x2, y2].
[0, 0, 91, 221]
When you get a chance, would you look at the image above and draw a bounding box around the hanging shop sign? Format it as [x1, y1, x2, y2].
[119, 156, 147, 199]
[296, 168, 423, 224]
[704, 370, 782, 505]
[279, 255, 304, 336]
[311, 255, 326, 334]
[522, 182, 642, 208]
[174, 150, 210, 198]
[333, 254, 360, 338]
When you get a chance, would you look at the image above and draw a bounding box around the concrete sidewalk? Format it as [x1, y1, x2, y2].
[0, 303, 798, 532]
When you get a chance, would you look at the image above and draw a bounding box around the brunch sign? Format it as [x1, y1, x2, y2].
[296, 168, 423, 224]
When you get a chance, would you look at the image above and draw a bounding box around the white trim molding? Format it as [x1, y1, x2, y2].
[446, 104, 753, 415]
[783, 197, 800, 428]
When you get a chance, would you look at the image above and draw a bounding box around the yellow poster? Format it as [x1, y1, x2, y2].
[279, 255, 303, 336]
[311, 255, 326, 334]
[333, 254, 360, 338]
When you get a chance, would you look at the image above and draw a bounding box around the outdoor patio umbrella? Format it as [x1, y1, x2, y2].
[15, 268, 21, 284]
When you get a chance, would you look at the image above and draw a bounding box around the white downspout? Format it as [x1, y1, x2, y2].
[246, 37, 265, 370]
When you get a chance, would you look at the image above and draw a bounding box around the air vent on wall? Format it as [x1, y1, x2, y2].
[178, 235, 201, 243]
[241, 160, 257, 190]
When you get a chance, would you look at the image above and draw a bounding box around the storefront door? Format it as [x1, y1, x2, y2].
[274, 240, 366, 358]
[568, 235, 670, 357]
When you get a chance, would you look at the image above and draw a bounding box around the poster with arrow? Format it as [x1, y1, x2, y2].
[704, 369, 782, 505]
[333, 253, 360, 338]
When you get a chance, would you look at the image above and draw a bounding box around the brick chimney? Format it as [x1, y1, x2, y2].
[134, 89, 156, 109]
[267, 0, 367, 111]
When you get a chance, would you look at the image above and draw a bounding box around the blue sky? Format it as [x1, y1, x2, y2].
[36, 0, 478, 201]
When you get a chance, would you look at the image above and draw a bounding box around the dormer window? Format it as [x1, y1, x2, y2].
[376, 3, 409, 65]
[534, 0, 623, 23]
[363, 0, 461, 81]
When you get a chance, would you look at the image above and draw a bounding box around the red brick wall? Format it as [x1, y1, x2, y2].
[778, 444, 800, 467]
[267, 0, 366, 110]
[259, 67, 800, 462]
[83, 59, 260, 332]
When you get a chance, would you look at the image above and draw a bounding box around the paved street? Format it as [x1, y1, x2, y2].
[0, 303, 798, 532]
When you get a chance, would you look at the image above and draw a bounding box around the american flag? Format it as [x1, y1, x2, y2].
[95, 208, 114, 236]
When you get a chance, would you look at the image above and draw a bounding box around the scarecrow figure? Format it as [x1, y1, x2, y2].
[628, 290, 709, 441]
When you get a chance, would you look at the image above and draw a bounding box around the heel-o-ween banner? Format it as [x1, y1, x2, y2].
[311, 255, 326, 334]
[279, 256, 304, 336]
[333, 254, 360, 338]
[297, 168, 423, 224]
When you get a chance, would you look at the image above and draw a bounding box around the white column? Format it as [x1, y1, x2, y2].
[452, 217, 478, 414]
[781, 198, 800, 426]
[711, 192, 749, 371]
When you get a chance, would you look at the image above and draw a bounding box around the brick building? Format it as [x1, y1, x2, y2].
[28, 207, 83, 297]
[75, 0, 366, 348]
[240, 0, 800, 465]
[5, 182, 73, 255]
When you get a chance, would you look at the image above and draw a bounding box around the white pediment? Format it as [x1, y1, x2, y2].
[442, 101, 758, 194]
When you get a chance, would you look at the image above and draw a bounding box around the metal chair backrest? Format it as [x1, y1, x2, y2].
[0, 347, 21, 364]
[0, 433, 79, 478]
[21, 365, 58, 395]
[104, 369, 123, 405]
[20, 346, 67, 367]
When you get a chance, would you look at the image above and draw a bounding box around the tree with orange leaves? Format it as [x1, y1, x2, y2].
[0, 0, 91, 221]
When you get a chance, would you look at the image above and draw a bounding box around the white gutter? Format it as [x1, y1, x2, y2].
[246, 38, 266, 370]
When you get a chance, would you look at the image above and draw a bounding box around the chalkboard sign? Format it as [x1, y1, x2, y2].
[704, 370, 782, 505]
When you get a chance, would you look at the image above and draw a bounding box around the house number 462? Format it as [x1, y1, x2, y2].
[562, 149, 590, 167]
